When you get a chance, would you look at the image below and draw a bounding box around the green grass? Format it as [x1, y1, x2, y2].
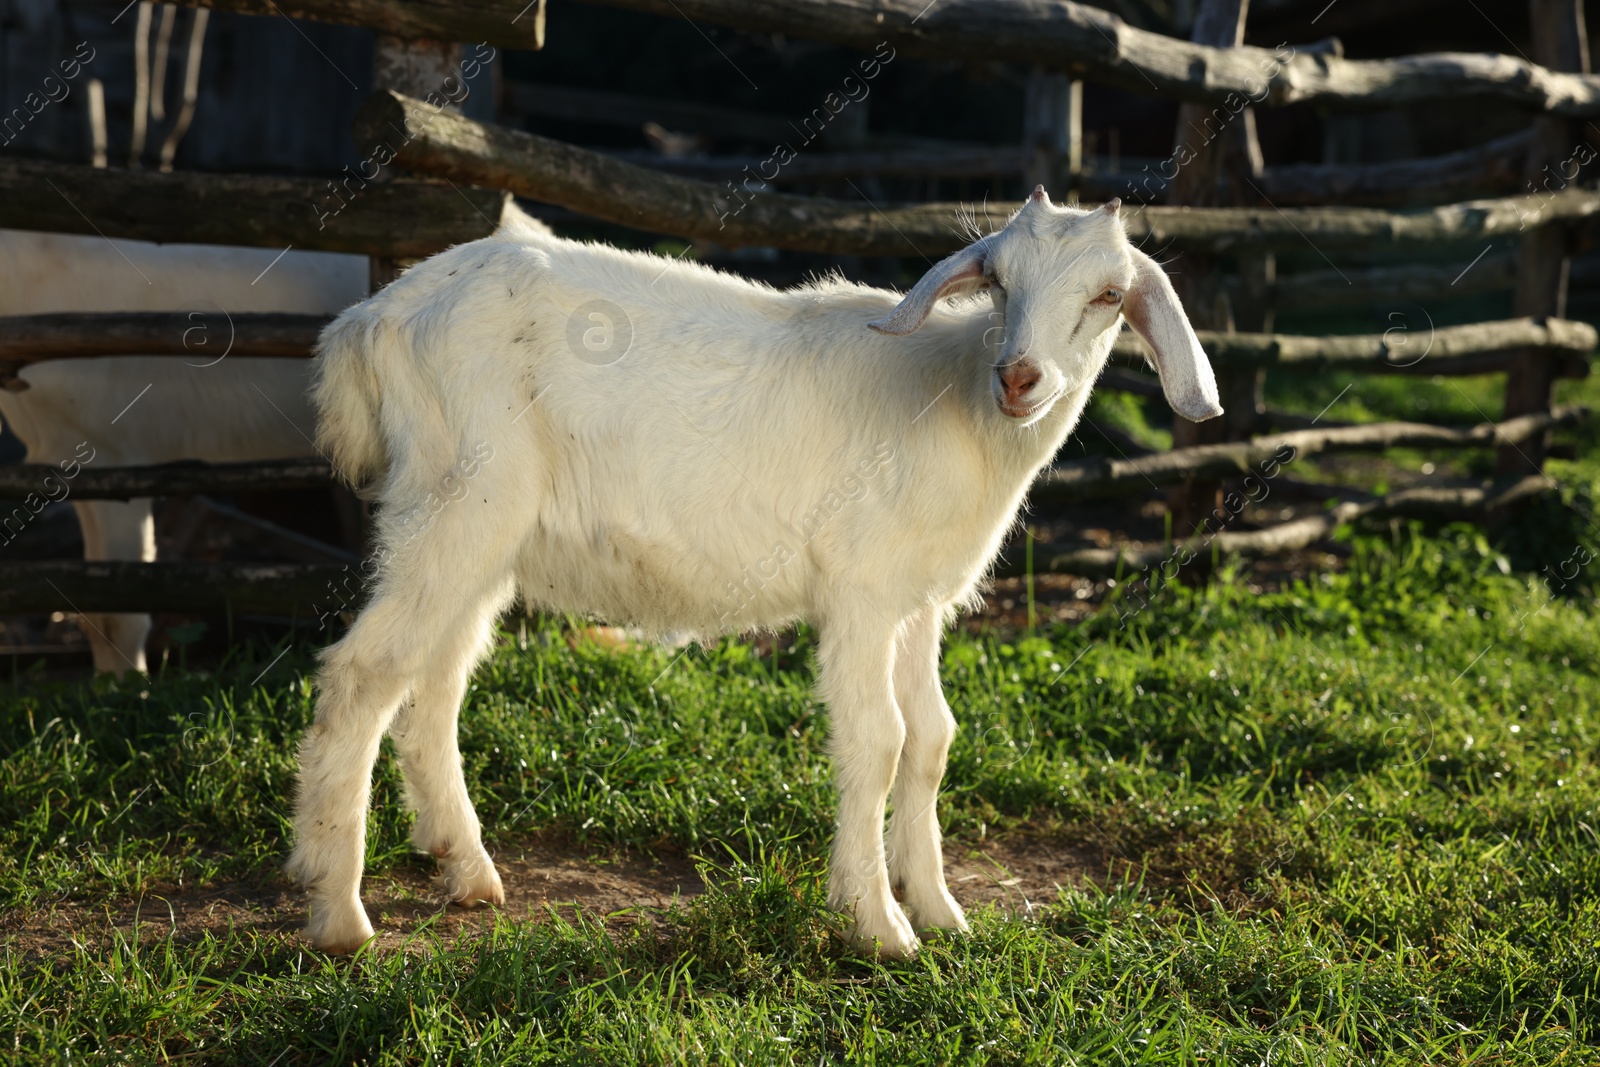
[3, 524, 1600, 1064]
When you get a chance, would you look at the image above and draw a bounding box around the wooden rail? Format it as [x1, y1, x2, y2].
[0, 459, 336, 500]
[356, 91, 1600, 257]
[995, 476, 1556, 578]
[0, 409, 1579, 509]
[1031, 406, 1588, 505]
[635, 129, 1534, 207]
[1253, 130, 1534, 207]
[5, 119, 1594, 260]
[0, 313, 328, 363]
[5, 314, 1590, 380]
[0, 476, 1561, 612]
[1114, 318, 1597, 374]
[0, 560, 347, 615]
[165, 0, 1600, 115]
[0, 157, 508, 257]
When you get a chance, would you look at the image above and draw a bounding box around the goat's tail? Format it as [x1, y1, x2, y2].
[310, 308, 388, 491]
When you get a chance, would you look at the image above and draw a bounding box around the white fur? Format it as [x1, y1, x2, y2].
[0, 230, 370, 674]
[291, 191, 1219, 956]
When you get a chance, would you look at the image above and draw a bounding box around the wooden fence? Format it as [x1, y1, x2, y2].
[1, 0, 1594, 618]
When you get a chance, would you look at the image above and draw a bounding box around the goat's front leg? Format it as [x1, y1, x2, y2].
[817, 614, 917, 958]
[886, 605, 967, 934]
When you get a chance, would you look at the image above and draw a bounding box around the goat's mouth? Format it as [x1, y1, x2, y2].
[998, 388, 1062, 420]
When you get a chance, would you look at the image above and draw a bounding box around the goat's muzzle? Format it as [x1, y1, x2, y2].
[996, 358, 1044, 418]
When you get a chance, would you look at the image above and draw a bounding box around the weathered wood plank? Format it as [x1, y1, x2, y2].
[0, 459, 335, 500]
[0, 313, 327, 363]
[358, 91, 1600, 256]
[4, 314, 1590, 376]
[168, 0, 1600, 115]
[1032, 406, 1588, 505]
[1, 406, 1578, 509]
[1500, 0, 1590, 475]
[0, 560, 348, 614]
[1256, 129, 1534, 207]
[993, 476, 1555, 578]
[173, 0, 546, 49]
[1113, 317, 1597, 372]
[637, 130, 1535, 206]
[0, 157, 509, 257]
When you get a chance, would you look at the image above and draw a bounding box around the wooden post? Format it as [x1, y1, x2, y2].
[1023, 70, 1082, 201]
[369, 35, 465, 291]
[1498, 0, 1590, 476]
[1165, 0, 1263, 533]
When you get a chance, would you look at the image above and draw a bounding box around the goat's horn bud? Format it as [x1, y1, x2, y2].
[1103, 197, 1121, 215]
[1029, 184, 1049, 203]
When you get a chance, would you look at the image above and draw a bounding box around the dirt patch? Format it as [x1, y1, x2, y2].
[6, 833, 1095, 959]
[942, 834, 1097, 917]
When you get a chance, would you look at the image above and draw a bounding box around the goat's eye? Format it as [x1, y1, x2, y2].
[1093, 288, 1124, 307]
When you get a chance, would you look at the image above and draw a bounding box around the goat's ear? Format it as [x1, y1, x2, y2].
[1123, 247, 1223, 422]
[868, 238, 991, 336]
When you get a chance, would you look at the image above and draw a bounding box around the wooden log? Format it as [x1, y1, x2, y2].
[370, 33, 468, 290]
[0, 157, 508, 257]
[1500, 0, 1590, 476]
[1108, 129, 1536, 206]
[1033, 405, 1588, 504]
[2, 406, 1575, 509]
[1163, 0, 1256, 532]
[0, 560, 349, 615]
[0, 313, 327, 363]
[632, 129, 1534, 206]
[0, 479, 1551, 613]
[357, 91, 1600, 256]
[1113, 317, 1597, 373]
[1022, 69, 1081, 195]
[171, 0, 548, 50]
[170, 0, 1600, 115]
[1255, 130, 1534, 207]
[614, 146, 1025, 184]
[1240, 255, 1520, 312]
[996, 476, 1555, 578]
[4, 312, 1587, 379]
[0, 459, 335, 500]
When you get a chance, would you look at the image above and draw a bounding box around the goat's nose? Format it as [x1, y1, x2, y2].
[998, 359, 1042, 405]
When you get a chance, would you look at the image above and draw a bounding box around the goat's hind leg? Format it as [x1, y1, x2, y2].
[288, 479, 523, 952]
[288, 576, 501, 950]
[285, 595, 419, 953]
[388, 593, 511, 909]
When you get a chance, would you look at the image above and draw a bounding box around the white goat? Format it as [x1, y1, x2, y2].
[293, 188, 1221, 956]
[0, 230, 369, 674]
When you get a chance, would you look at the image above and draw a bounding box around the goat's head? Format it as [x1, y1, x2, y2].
[868, 186, 1223, 425]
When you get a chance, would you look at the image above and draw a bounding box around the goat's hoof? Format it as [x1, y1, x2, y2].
[304, 902, 376, 954]
[441, 851, 504, 908]
[842, 902, 920, 959]
[906, 890, 969, 934]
